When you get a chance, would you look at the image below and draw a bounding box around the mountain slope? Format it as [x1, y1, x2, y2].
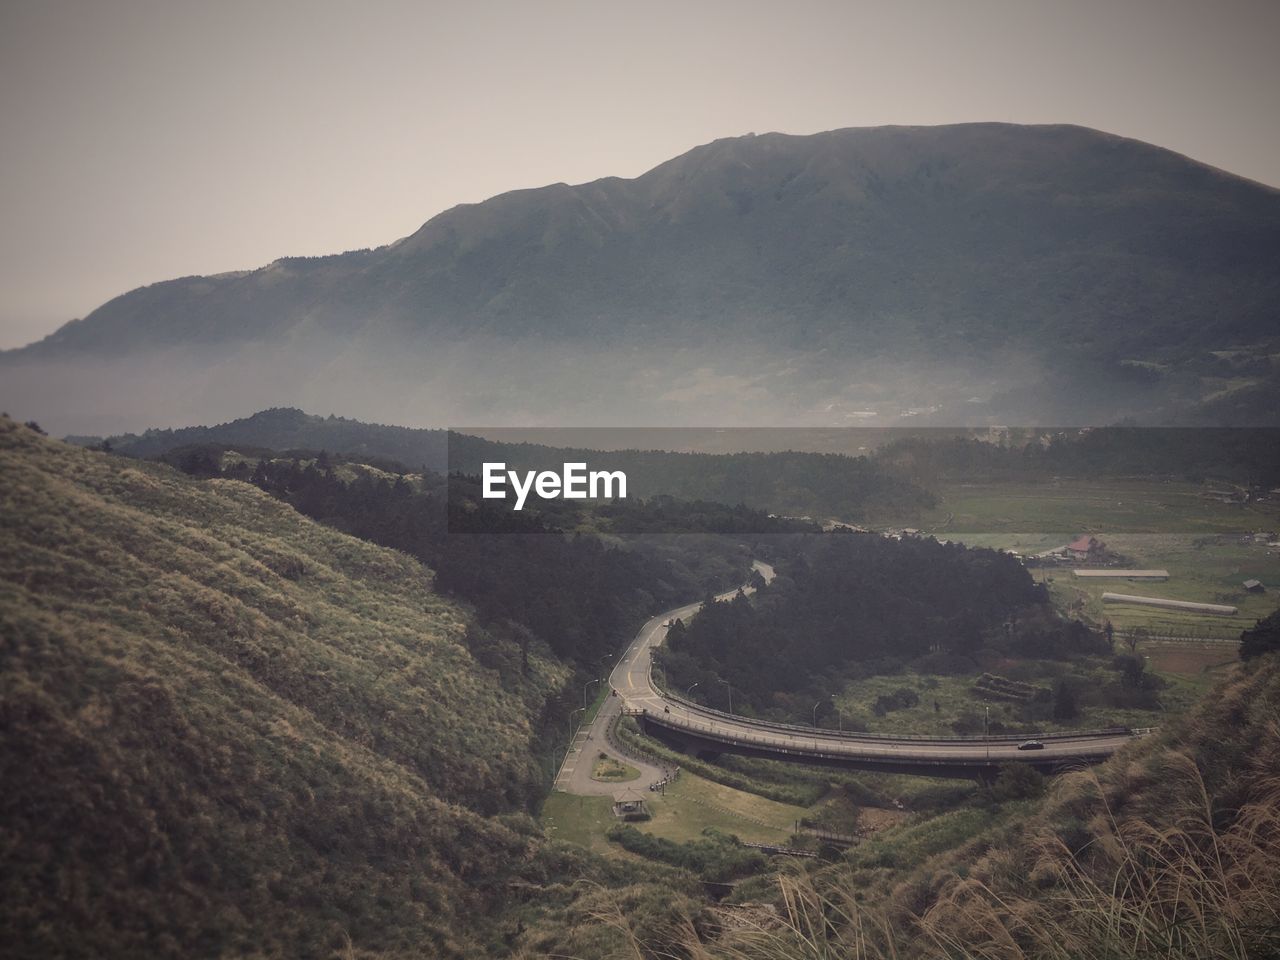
[5, 123, 1280, 431]
[0, 417, 567, 957]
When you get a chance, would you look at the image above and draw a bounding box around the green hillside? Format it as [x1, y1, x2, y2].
[638, 652, 1280, 959]
[0, 417, 567, 957]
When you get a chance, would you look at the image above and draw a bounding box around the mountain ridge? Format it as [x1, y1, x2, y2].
[5, 122, 1279, 432]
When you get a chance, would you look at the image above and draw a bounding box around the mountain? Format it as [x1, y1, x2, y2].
[0, 417, 572, 957]
[4, 123, 1280, 433]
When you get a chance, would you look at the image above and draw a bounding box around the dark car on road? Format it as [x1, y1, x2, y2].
[1017, 739, 1045, 750]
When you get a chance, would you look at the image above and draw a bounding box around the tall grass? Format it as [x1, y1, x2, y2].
[917, 755, 1280, 959]
[587, 715, 1280, 959]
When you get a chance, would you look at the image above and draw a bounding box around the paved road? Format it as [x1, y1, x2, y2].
[554, 689, 669, 796]
[555, 563, 773, 795]
[614, 561, 1138, 768]
[558, 559, 1139, 790]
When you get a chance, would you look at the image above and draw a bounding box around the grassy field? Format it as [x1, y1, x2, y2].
[918, 478, 1278, 638]
[919, 478, 1280, 534]
[641, 771, 809, 843]
[947, 531, 1278, 638]
[542, 769, 810, 855]
[540, 793, 619, 855]
[1038, 533, 1278, 638]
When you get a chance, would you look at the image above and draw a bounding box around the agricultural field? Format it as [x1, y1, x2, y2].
[948, 530, 1278, 638]
[1039, 534, 1278, 638]
[917, 478, 1280, 535]
[918, 477, 1278, 638]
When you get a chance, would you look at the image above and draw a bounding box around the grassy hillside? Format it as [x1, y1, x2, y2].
[0, 418, 569, 957]
[655, 651, 1280, 959]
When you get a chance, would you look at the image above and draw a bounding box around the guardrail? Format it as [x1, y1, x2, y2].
[630, 565, 1134, 769]
[628, 708, 1123, 767]
[650, 689, 1131, 744]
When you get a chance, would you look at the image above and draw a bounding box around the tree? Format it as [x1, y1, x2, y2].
[1124, 625, 1147, 654]
[1240, 609, 1280, 661]
[1114, 653, 1146, 689]
[1052, 679, 1078, 720]
[990, 763, 1045, 802]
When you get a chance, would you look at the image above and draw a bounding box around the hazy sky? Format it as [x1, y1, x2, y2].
[2, 0, 1277, 349]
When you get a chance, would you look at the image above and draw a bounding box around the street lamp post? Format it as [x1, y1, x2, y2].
[813, 695, 836, 728]
[686, 682, 699, 721]
[568, 706, 585, 741]
[583, 677, 600, 709]
[984, 702, 990, 763]
[719, 679, 733, 715]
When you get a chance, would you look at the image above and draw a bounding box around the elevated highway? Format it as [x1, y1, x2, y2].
[611, 561, 1145, 779]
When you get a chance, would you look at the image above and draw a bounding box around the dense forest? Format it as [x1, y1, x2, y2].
[161, 446, 801, 676]
[660, 531, 1109, 722]
[876, 426, 1280, 486]
[86, 407, 936, 522]
[447, 435, 936, 522]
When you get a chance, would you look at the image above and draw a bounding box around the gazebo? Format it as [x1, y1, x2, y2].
[612, 787, 650, 821]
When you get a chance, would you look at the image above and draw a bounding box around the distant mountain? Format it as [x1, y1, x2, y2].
[91, 406, 451, 467]
[5, 123, 1279, 433]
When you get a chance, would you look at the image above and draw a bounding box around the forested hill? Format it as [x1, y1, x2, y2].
[662, 532, 1107, 722]
[81, 407, 451, 468]
[0, 417, 568, 955]
[84, 407, 935, 521]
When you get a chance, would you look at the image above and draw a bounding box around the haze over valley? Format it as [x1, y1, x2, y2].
[6, 124, 1279, 435]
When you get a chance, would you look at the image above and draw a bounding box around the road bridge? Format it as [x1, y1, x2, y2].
[611, 561, 1145, 780]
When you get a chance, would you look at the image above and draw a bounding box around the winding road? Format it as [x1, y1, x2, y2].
[556, 560, 1142, 793]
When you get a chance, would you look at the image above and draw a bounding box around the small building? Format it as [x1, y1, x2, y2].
[1067, 535, 1106, 562]
[1243, 579, 1265, 593]
[612, 788, 651, 821]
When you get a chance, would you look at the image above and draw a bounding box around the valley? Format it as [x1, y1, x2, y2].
[4, 412, 1279, 958]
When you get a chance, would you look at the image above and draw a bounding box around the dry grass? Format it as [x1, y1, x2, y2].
[565, 657, 1280, 960]
[918, 758, 1280, 959]
[0, 419, 569, 957]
